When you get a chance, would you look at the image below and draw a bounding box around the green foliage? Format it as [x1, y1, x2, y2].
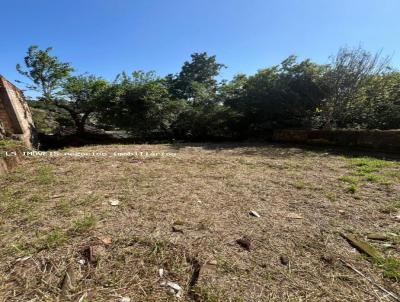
[18, 45, 109, 133]
[375, 257, 400, 281]
[98, 71, 183, 138]
[73, 214, 96, 233]
[17, 46, 400, 140]
[38, 230, 67, 249]
[36, 166, 53, 185]
[59, 75, 109, 132]
[225, 56, 326, 135]
[16, 45, 73, 99]
[346, 184, 357, 194]
[313, 46, 397, 129]
[166, 52, 225, 100]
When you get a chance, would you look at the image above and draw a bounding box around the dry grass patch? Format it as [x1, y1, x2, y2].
[0, 143, 399, 301]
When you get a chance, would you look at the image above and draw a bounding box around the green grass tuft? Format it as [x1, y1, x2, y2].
[72, 214, 96, 233]
[35, 166, 54, 185]
[346, 184, 357, 194]
[375, 257, 400, 281]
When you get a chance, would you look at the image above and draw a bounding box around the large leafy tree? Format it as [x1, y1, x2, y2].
[17, 46, 108, 133]
[98, 71, 184, 138]
[316, 46, 390, 129]
[59, 75, 108, 133]
[166, 52, 225, 100]
[16, 45, 73, 100]
[165, 52, 231, 139]
[226, 56, 326, 134]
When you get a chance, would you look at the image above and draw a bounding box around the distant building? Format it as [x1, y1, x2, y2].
[0, 75, 37, 148]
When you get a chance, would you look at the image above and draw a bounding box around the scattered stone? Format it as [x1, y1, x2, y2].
[78, 259, 86, 265]
[200, 261, 217, 276]
[172, 225, 184, 233]
[161, 281, 182, 298]
[208, 259, 218, 266]
[341, 233, 381, 259]
[101, 236, 113, 245]
[249, 210, 261, 218]
[120, 297, 131, 302]
[280, 255, 289, 266]
[338, 210, 345, 214]
[159, 268, 165, 278]
[395, 214, 400, 221]
[109, 199, 120, 206]
[366, 232, 389, 241]
[286, 213, 303, 219]
[236, 236, 251, 251]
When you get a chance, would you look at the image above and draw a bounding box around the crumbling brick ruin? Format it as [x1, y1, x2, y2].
[0, 75, 37, 148]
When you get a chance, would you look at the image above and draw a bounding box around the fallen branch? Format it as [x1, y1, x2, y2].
[339, 259, 400, 302]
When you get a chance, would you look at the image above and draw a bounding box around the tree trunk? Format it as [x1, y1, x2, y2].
[73, 112, 91, 135]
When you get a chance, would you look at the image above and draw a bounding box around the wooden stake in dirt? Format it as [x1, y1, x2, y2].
[339, 259, 400, 302]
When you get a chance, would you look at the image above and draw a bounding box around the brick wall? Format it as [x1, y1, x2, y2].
[0, 75, 37, 148]
[0, 98, 14, 133]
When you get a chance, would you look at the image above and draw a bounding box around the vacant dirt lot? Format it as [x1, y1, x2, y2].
[0, 143, 399, 301]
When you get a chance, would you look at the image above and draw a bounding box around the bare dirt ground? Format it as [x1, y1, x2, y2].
[0, 143, 399, 301]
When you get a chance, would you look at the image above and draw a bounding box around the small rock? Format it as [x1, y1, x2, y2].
[120, 297, 131, 302]
[280, 255, 289, 266]
[101, 237, 113, 245]
[395, 214, 400, 221]
[77, 259, 86, 265]
[159, 268, 165, 278]
[109, 199, 120, 206]
[236, 236, 251, 251]
[249, 210, 261, 218]
[200, 260, 218, 276]
[208, 260, 218, 266]
[161, 281, 182, 298]
[172, 225, 184, 233]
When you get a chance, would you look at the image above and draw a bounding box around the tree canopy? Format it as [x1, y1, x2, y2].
[18, 45, 400, 140]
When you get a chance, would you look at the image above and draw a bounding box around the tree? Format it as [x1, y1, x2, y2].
[166, 52, 225, 100]
[226, 56, 326, 135]
[16, 45, 73, 100]
[316, 46, 390, 129]
[17, 45, 108, 133]
[361, 72, 400, 129]
[98, 71, 184, 138]
[59, 75, 108, 133]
